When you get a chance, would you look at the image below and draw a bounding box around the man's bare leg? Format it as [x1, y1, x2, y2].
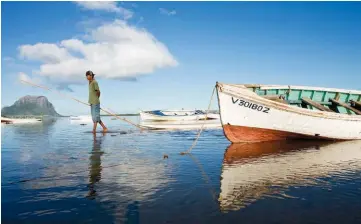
[93, 122, 98, 133]
[99, 120, 108, 132]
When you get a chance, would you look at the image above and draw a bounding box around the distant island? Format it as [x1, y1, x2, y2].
[1, 95, 62, 117]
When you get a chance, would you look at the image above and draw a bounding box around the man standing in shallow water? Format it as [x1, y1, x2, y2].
[86, 70, 108, 133]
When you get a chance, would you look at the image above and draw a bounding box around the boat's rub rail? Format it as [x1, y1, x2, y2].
[220, 83, 361, 95]
[217, 83, 361, 121]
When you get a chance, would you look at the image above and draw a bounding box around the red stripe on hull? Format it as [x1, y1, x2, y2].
[223, 124, 337, 143]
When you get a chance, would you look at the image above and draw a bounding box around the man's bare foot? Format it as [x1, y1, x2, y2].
[102, 128, 108, 133]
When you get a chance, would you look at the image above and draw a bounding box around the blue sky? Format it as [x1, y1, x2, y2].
[2, 1, 361, 115]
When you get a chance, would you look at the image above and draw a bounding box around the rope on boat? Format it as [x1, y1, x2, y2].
[180, 85, 217, 155]
[19, 79, 145, 130]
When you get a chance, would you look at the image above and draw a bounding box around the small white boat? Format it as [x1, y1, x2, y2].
[69, 115, 93, 123]
[139, 120, 221, 130]
[70, 115, 89, 120]
[139, 109, 219, 121]
[216, 82, 361, 143]
[1, 117, 42, 124]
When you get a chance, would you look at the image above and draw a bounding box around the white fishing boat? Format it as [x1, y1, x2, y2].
[138, 120, 222, 130]
[69, 115, 93, 123]
[139, 109, 219, 121]
[70, 115, 90, 120]
[1, 117, 42, 124]
[218, 140, 361, 212]
[216, 82, 361, 143]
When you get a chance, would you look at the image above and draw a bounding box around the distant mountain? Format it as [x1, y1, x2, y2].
[1, 95, 61, 117]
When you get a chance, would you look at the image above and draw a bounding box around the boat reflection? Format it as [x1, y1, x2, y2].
[218, 140, 361, 212]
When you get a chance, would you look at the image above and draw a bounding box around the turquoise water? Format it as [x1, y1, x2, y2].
[2, 116, 361, 223]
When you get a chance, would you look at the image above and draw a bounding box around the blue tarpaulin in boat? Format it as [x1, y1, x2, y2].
[150, 110, 166, 116]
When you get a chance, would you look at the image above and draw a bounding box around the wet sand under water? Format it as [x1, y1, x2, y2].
[2, 116, 361, 223]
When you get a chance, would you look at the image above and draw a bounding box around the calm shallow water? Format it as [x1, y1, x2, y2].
[2, 116, 361, 223]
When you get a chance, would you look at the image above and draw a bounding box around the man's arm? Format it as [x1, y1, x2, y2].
[94, 81, 100, 97]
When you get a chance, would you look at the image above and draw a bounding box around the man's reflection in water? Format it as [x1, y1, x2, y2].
[87, 132, 104, 199]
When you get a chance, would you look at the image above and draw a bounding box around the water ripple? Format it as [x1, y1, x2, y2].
[2, 117, 361, 223]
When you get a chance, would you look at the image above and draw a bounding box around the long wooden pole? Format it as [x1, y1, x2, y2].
[19, 79, 144, 130]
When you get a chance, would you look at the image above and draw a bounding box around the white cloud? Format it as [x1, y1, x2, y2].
[3, 56, 14, 62]
[19, 43, 73, 64]
[75, 1, 133, 20]
[18, 72, 31, 82]
[3, 57, 16, 66]
[76, 17, 104, 30]
[17, 19, 178, 89]
[18, 72, 42, 85]
[159, 8, 176, 16]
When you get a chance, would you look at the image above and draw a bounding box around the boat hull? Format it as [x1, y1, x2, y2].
[139, 120, 221, 130]
[139, 111, 208, 121]
[217, 83, 361, 143]
[1, 117, 42, 124]
[223, 124, 338, 142]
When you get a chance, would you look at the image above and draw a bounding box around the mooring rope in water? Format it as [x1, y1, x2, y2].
[180, 85, 217, 155]
[19, 79, 144, 130]
[187, 153, 218, 202]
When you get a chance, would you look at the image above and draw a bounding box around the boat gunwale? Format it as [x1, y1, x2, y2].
[229, 83, 361, 95]
[216, 82, 361, 122]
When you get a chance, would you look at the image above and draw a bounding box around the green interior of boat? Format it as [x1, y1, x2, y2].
[246, 86, 361, 115]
